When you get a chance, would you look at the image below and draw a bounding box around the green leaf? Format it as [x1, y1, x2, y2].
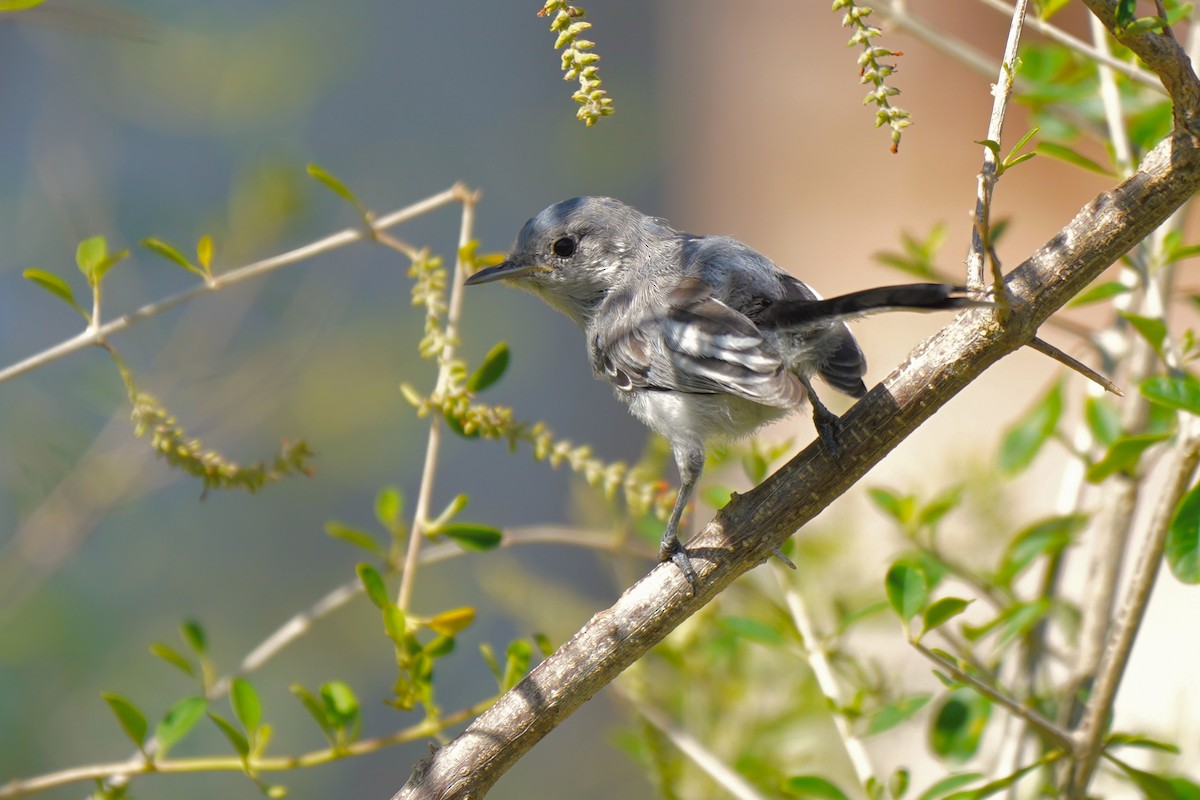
[23, 268, 87, 320]
[439, 523, 503, 552]
[1037, 141, 1115, 176]
[306, 164, 367, 216]
[156, 696, 207, 756]
[230, 677, 262, 735]
[382, 603, 407, 645]
[930, 689, 991, 763]
[1003, 126, 1039, 163]
[1069, 280, 1130, 307]
[866, 694, 931, 735]
[426, 606, 476, 636]
[1115, 0, 1137, 27]
[975, 139, 1001, 156]
[1120, 312, 1168, 359]
[996, 514, 1087, 586]
[943, 757, 1048, 799]
[920, 598, 973, 638]
[502, 640, 532, 692]
[1086, 432, 1171, 482]
[1167, 480, 1200, 584]
[357, 563, 390, 608]
[0, 0, 48, 10]
[1106, 732, 1182, 754]
[781, 775, 851, 799]
[868, 487, 917, 527]
[423, 634, 456, 659]
[717, 615, 785, 646]
[1141, 374, 1200, 415]
[180, 619, 207, 655]
[1110, 756, 1184, 800]
[101, 693, 148, 749]
[1167, 243, 1200, 263]
[916, 773, 984, 800]
[702, 484, 735, 509]
[742, 447, 769, 484]
[290, 684, 333, 737]
[467, 342, 510, 393]
[319, 680, 360, 727]
[76, 236, 107, 282]
[918, 485, 964, 529]
[93, 249, 130, 283]
[208, 712, 250, 758]
[374, 485, 403, 528]
[998, 381, 1063, 474]
[533, 632, 555, 656]
[885, 561, 929, 622]
[141, 237, 204, 278]
[324, 521, 383, 556]
[1086, 395, 1122, 446]
[149, 643, 195, 677]
[431, 493, 469, 528]
[480, 643, 501, 683]
[196, 234, 213, 271]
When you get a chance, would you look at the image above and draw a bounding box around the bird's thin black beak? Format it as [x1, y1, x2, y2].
[464, 260, 544, 285]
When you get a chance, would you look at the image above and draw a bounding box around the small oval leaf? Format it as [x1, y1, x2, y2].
[467, 342, 510, 393]
[426, 606, 476, 636]
[357, 563, 390, 608]
[439, 523, 503, 552]
[885, 561, 929, 622]
[921, 597, 973, 637]
[781, 775, 852, 799]
[156, 696, 207, 755]
[1167, 480, 1200, 584]
[101, 693, 148, 749]
[1141, 374, 1200, 415]
[230, 677, 262, 735]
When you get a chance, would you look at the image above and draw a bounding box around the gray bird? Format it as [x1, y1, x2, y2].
[466, 197, 971, 584]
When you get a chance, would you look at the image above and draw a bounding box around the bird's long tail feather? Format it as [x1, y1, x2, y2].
[758, 283, 981, 329]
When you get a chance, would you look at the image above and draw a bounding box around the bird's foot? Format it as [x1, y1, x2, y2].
[812, 402, 842, 457]
[658, 536, 698, 591]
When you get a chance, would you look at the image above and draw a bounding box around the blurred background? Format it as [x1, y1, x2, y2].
[1, 1, 1195, 798]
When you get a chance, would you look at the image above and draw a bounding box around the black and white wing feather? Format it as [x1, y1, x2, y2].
[593, 277, 804, 408]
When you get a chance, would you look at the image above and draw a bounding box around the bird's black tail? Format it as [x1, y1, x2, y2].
[757, 283, 978, 330]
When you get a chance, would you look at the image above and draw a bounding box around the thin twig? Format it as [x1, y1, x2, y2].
[628, 698, 769, 800]
[1026, 336, 1123, 395]
[397, 190, 480, 612]
[967, 0, 1029, 293]
[0, 697, 497, 799]
[1067, 415, 1200, 796]
[773, 565, 876, 791]
[909, 640, 1073, 751]
[975, 0, 1164, 93]
[0, 185, 469, 386]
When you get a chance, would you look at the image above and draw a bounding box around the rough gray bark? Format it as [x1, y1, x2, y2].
[392, 7, 1200, 798]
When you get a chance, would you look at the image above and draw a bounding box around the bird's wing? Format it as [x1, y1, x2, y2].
[596, 277, 803, 408]
[778, 275, 867, 398]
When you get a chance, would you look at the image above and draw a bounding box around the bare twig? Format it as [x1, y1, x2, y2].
[967, 0, 1029, 293]
[628, 698, 769, 800]
[0, 186, 470, 386]
[909, 640, 1073, 751]
[398, 189, 481, 612]
[1026, 336, 1123, 395]
[1067, 415, 1200, 796]
[773, 565, 876, 790]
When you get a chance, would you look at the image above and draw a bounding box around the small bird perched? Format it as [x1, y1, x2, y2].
[466, 197, 972, 585]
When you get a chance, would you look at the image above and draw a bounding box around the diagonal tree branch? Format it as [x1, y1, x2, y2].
[390, 134, 1200, 800]
[392, 7, 1200, 797]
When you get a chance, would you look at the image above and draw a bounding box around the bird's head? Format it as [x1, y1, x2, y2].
[466, 196, 666, 324]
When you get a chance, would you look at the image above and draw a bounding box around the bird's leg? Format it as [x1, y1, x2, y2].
[660, 443, 704, 588]
[802, 376, 841, 455]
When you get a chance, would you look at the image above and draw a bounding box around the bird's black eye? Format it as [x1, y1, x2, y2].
[552, 237, 577, 258]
